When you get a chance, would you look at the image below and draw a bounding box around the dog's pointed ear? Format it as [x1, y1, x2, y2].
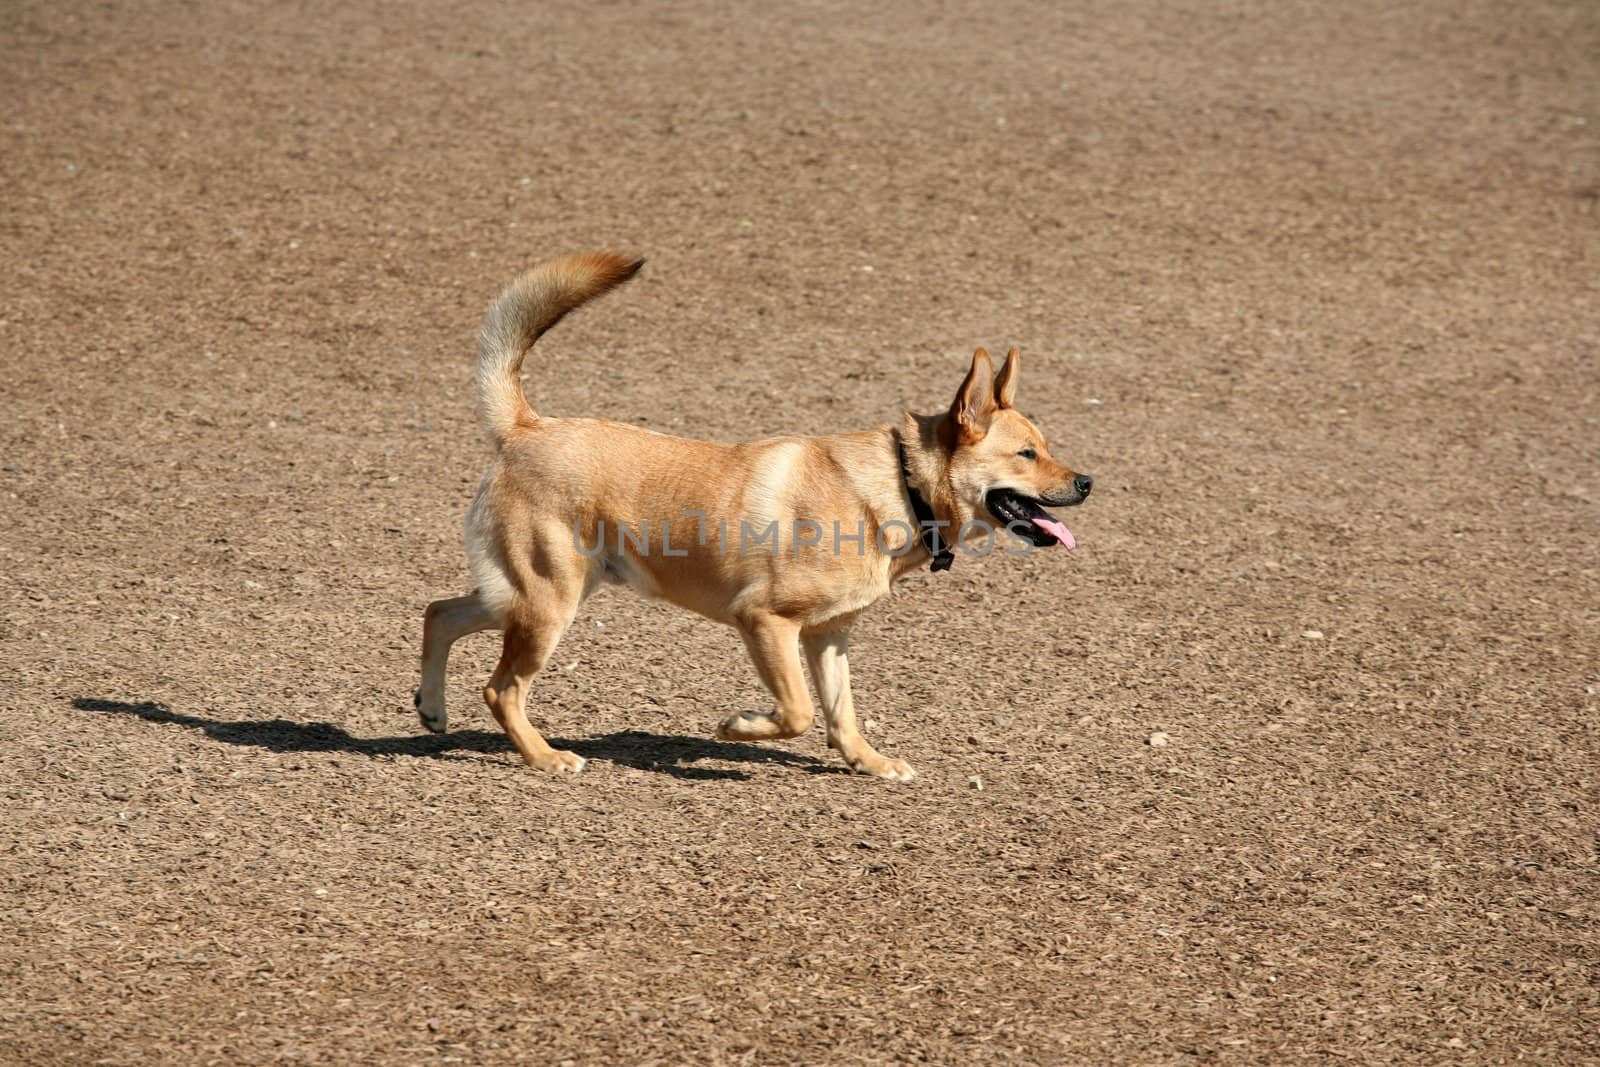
[994, 347, 1020, 409]
[951, 347, 997, 443]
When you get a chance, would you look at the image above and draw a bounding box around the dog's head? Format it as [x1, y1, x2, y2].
[941, 347, 1091, 550]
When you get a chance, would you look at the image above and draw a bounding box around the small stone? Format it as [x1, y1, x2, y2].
[1147, 731, 1171, 747]
[1301, 629, 1325, 640]
[862, 719, 877, 732]
[968, 775, 983, 791]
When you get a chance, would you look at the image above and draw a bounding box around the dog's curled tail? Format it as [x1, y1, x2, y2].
[476, 251, 644, 444]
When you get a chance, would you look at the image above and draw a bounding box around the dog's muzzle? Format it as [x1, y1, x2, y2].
[985, 481, 1087, 549]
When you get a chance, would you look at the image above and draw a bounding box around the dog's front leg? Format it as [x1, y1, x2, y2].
[717, 614, 816, 742]
[801, 629, 915, 781]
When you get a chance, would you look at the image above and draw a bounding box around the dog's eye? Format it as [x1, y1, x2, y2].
[1017, 448, 1037, 460]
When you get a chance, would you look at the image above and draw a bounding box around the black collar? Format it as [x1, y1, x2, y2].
[894, 433, 955, 573]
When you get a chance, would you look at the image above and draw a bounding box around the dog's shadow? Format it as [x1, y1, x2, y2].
[72, 698, 840, 781]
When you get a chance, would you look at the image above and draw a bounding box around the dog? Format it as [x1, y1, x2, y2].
[416, 252, 1092, 779]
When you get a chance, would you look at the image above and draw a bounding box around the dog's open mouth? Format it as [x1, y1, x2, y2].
[985, 488, 1076, 549]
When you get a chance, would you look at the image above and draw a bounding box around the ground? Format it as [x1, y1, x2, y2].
[2, 0, 1597, 1063]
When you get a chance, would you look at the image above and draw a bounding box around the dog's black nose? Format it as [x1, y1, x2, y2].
[1074, 473, 1093, 499]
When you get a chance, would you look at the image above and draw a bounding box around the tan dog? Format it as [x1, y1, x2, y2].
[416, 252, 1092, 779]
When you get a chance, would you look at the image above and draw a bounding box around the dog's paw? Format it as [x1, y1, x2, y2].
[414, 689, 448, 734]
[715, 709, 812, 742]
[716, 709, 769, 741]
[528, 749, 586, 775]
[848, 754, 916, 782]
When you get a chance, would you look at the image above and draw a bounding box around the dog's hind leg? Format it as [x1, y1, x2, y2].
[482, 591, 585, 774]
[717, 614, 816, 742]
[417, 593, 500, 733]
[802, 628, 914, 781]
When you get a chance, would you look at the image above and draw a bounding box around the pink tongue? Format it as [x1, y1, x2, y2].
[1032, 515, 1076, 550]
